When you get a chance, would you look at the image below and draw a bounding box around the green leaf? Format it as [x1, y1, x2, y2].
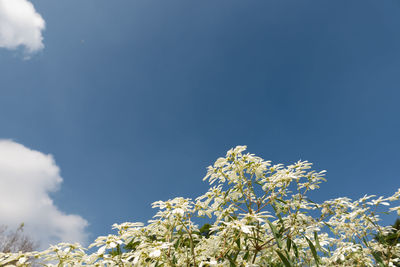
[172, 255, 177, 264]
[224, 189, 231, 199]
[272, 205, 285, 226]
[286, 237, 292, 252]
[305, 236, 319, 266]
[314, 231, 321, 250]
[248, 235, 264, 243]
[325, 246, 332, 257]
[365, 216, 378, 228]
[372, 251, 385, 267]
[272, 204, 283, 219]
[243, 250, 250, 260]
[199, 223, 212, 238]
[292, 242, 299, 259]
[274, 201, 284, 213]
[235, 238, 241, 249]
[268, 221, 282, 248]
[276, 250, 292, 267]
[255, 181, 263, 186]
[362, 237, 370, 248]
[307, 198, 317, 204]
[276, 198, 287, 204]
[226, 254, 237, 267]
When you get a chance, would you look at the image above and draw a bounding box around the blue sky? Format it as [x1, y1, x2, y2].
[0, 0, 399, 247]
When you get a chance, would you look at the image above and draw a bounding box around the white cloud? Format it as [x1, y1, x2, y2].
[0, 140, 88, 248]
[0, 0, 45, 54]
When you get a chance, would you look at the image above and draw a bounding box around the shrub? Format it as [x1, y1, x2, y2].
[1, 146, 399, 266]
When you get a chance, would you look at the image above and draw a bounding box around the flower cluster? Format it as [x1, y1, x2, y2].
[1, 146, 399, 266]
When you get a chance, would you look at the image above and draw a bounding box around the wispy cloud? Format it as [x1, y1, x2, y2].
[0, 140, 88, 248]
[0, 0, 45, 54]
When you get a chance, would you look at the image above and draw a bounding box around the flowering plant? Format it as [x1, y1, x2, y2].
[1, 146, 399, 266]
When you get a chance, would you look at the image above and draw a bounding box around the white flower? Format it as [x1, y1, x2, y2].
[97, 246, 106, 255]
[389, 206, 400, 216]
[241, 225, 252, 234]
[149, 249, 161, 258]
[172, 208, 185, 216]
[18, 257, 28, 264]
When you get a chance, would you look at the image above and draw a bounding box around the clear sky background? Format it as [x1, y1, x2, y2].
[0, 0, 399, 248]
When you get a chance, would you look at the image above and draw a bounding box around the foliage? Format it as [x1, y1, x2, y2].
[0, 146, 400, 266]
[0, 223, 37, 253]
[375, 218, 400, 266]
